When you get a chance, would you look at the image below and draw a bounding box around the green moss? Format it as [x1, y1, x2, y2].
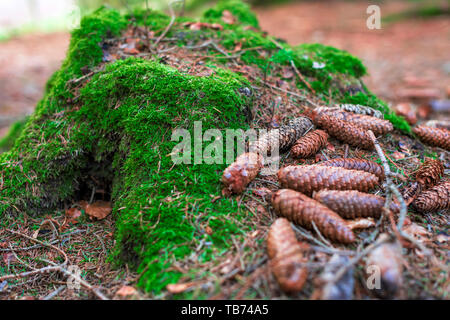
[0, 118, 28, 153]
[0, 0, 410, 295]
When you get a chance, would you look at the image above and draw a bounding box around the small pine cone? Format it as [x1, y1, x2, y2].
[414, 158, 444, 189]
[222, 152, 262, 194]
[278, 165, 379, 196]
[366, 235, 403, 299]
[401, 181, 422, 206]
[412, 180, 450, 213]
[319, 158, 385, 181]
[271, 189, 355, 243]
[314, 113, 374, 150]
[267, 218, 308, 293]
[336, 104, 384, 119]
[250, 117, 313, 154]
[413, 125, 450, 151]
[313, 190, 399, 219]
[318, 109, 392, 135]
[290, 129, 328, 158]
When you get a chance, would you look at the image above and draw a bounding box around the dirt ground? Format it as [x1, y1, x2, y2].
[0, 1, 448, 300]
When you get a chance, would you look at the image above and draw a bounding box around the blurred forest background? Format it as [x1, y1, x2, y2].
[0, 0, 449, 140]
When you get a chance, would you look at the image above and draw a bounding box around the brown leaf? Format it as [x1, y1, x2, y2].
[391, 151, 405, 160]
[221, 10, 236, 24]
[205, 226, 213, 235]
[115, 285, 138, 299]
[346, 218, 375, 230]
[123, 47, 140, 55]
[402, 223, 430, 243]
[252, 187, 272, 198]
[85, 201, 112, 220]
[66, 207, 82, 223]
[281, 67, 294, 79]
[166, 282, 196, 294]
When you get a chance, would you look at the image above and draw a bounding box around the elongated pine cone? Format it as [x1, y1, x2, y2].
[401, 181, 422, 206]
[313, 190, 399, 219]
[414, 158, 444, 188]
[412, 180, 450, 213]
[267, 218, 308, 293]
[413, 125, 450, 151]
[278, 165, 379, 196]
[366, 235, 403, 299]
[250, 116, 313, 154]
[271, 189, 355, 243]
[314, 113, 374, 150]
[222, 152, 262, 194]
[317, 109, 392, 135]
[290, 129, 328, 158]
[319, 158, 385, 181]
[336, 104, 383, 119]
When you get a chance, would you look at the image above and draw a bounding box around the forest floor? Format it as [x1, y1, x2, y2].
[0, 1, 448, 300]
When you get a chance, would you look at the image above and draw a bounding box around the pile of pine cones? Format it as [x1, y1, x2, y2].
[221, 104, 449, 297]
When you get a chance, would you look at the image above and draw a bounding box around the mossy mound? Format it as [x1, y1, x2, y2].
[0, 0, 410, 294]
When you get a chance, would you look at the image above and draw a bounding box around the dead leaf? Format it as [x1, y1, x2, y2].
[85, 201, 112, 220]
[346, 218, 375, 230]
[436, 234, 448, 243]
[391, 151, 405, 160]
[281, 67, 294, 79]
[185, 22, 223, 31]
[221, 10, 236, 25]
[166, 282, 196, 294]
[66, 207, 82, 223]
[252, 187, 272, 198]
[123, 47, 140, 55]
[402, 222, 430, 243]
[205, 226, 213, 235]
[115, 285, 138, 299]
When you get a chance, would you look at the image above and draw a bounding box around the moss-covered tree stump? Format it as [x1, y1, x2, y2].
[0, 1, 409, 294]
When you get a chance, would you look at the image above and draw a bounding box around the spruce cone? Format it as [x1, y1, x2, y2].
[336, 104, 383, 119]
[366, 235, 403, 299]
[319, 158, 385, 181]
[290, 129, 328, 158]
[222, 152, 262, 194]
[317, 109, 392, 135]
[412, 180, 450, 213]
[271, 189, 355, 243]
[222, 117, 313, 194]
[413, 125, 450, 151]
[278, 165, 379, 196]
[250, 116, 313, 154]
[414, 158, 444, 189]
[267, 218, 308, 293]
[402, 181, 422, 206]
[313, 190, 400, 219]
[314, 113, 374, 150]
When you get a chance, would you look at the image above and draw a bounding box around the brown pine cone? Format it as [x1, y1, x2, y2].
[290, 129, 328, 158]
[413, 125, 450, 151]
[222, 152, 262, 195]
[271, 189, 355, 243]
[316, 109, 392, 135]
[314, 113, 374, 150]
[313, 190, 400, 219]
[402, 181, 422, 206]
[366, 235, 403, 299]
[278, 165, 379, 196]
[412, 180, 450, 213]
[319, 158, 385, 181]
[250, 116, 313, 154]
[267, 218, 308, 293]
[414, 158, 444, 189]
